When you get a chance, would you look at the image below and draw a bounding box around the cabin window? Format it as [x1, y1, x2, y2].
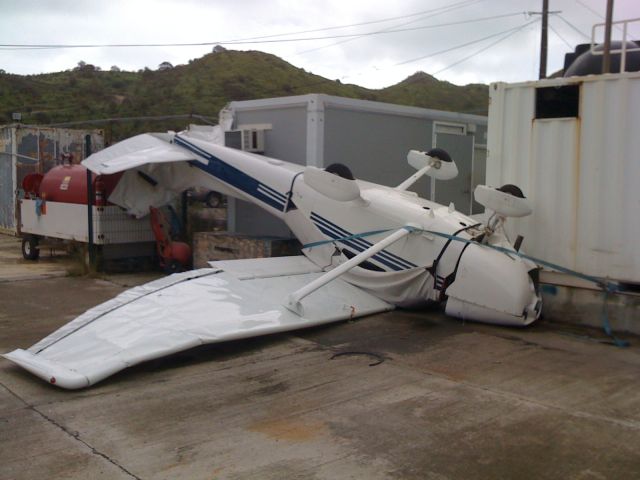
[535, 85, 580, 119]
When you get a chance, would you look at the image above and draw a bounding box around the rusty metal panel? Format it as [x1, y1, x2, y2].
[0, 127, 15, 232]
[14, 128, 40, 190]
[0, 125, 104, 233]
[487, 72, 640, 283]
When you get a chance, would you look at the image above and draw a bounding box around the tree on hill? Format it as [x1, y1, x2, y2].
[0, 49, 488, 141]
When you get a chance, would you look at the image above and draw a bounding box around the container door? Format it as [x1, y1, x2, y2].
[433, 123, 474, 214]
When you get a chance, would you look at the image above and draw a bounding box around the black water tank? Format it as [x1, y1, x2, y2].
[564, 41, 640, 77]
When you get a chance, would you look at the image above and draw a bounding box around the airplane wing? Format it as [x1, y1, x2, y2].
[82, 133, 204, 175]
[82, 132, 217, 218]
[3, 256, 393, 389]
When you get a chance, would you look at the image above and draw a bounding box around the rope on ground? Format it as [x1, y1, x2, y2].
[330, 351, 386, 366]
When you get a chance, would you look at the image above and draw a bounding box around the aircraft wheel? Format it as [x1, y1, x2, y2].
[497, 184, 525, 198]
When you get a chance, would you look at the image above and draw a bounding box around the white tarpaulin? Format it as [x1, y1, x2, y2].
[3, 257, 392, 389]
[107, 162, 206, 218]
[85, 128, 226, 218]
[343, 267, 435, 307]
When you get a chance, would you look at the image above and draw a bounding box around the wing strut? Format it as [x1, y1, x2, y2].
[285, 226, 414, 314]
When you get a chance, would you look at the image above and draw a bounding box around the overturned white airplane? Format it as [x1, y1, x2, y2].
[4, 130, 541, 389]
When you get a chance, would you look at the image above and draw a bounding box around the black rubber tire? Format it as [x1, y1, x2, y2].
[164, 259, 182, 274]
[205, 192, 222, 208]
[22, 236, 40, 260]
[497, 184, 525, 198]
[325, 163, 355, 180]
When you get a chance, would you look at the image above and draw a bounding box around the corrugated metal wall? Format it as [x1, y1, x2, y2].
[0, 125, 104, 233]
[0, 128, 14, 232]
[487, 73, 640, 283]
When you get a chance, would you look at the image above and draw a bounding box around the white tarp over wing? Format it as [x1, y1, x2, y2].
[82, 132, 203, 175]
[107, 162, 207, 218]
[3, 257, 392, 389]
[343, 267, 435, 307]
[82, 129, 226, 218]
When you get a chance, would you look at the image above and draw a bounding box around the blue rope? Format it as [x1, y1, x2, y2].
[420, 229, 620, 292]
[302, 228, 396, 249]
[601, 290, 630, 347]
[304, 225, 629, 346]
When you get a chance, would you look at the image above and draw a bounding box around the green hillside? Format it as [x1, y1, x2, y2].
[376, 72, 488, 114]
[0, 49, 488, 141]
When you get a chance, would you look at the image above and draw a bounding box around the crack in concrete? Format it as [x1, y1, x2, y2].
[1, 382, 142, 480]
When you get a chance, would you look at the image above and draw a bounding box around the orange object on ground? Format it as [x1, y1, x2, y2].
[149, 206, 191, 273]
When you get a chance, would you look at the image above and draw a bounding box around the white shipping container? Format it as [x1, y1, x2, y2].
[487, 71, 640, 284]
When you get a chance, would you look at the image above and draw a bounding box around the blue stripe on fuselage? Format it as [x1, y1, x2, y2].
[175, 136, 286, 211]
[314, 224, 404, 271]
[310, 212, 417, 271]
[310, 212, 417, 270]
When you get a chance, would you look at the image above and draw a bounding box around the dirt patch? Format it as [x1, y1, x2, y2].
[248, 418, 327, 443]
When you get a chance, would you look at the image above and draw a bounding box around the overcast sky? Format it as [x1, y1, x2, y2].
[0, 0, 638, 88]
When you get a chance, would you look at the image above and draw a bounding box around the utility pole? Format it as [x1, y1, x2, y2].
[539, 0, 549, 79]
[602, 0, 614, 74]
[528, 2, 560, 79]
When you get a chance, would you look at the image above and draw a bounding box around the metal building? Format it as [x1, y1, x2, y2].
[486, 71, 640, 286]
[0, 124, 104, 233]
[223, 94, 487, 237]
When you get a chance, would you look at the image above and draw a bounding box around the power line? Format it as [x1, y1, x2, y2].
[0, 0, 475, 50]
[0, 11, 528, 51]
[556, 15, 590, 40]
[574, 0, 633, 35]
[229, 0, 480, 42]
[432, 19, 540, 75]
[295, 0, 481, 55]
[575, 0, 607, 20]
[548, 20, 573, 49]
[394, 19, 535, 66]
[0, 1, 481, 51]
[296, 11, 531, 57]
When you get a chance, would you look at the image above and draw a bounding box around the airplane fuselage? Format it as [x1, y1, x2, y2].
[174, 134, 541, 326]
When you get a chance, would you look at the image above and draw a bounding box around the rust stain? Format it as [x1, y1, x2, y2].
[248, 418, 327, 442]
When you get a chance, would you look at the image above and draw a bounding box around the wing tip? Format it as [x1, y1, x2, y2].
[3, 349, 91, 390]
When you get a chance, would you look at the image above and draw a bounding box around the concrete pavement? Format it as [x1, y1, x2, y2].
[1, 235, 639, 479]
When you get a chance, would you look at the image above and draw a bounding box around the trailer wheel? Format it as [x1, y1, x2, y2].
[164, 259, 182, 274]
[22, 236, 40, 260]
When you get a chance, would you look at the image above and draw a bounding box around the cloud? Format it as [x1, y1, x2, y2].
[0, 0, 638, 87]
